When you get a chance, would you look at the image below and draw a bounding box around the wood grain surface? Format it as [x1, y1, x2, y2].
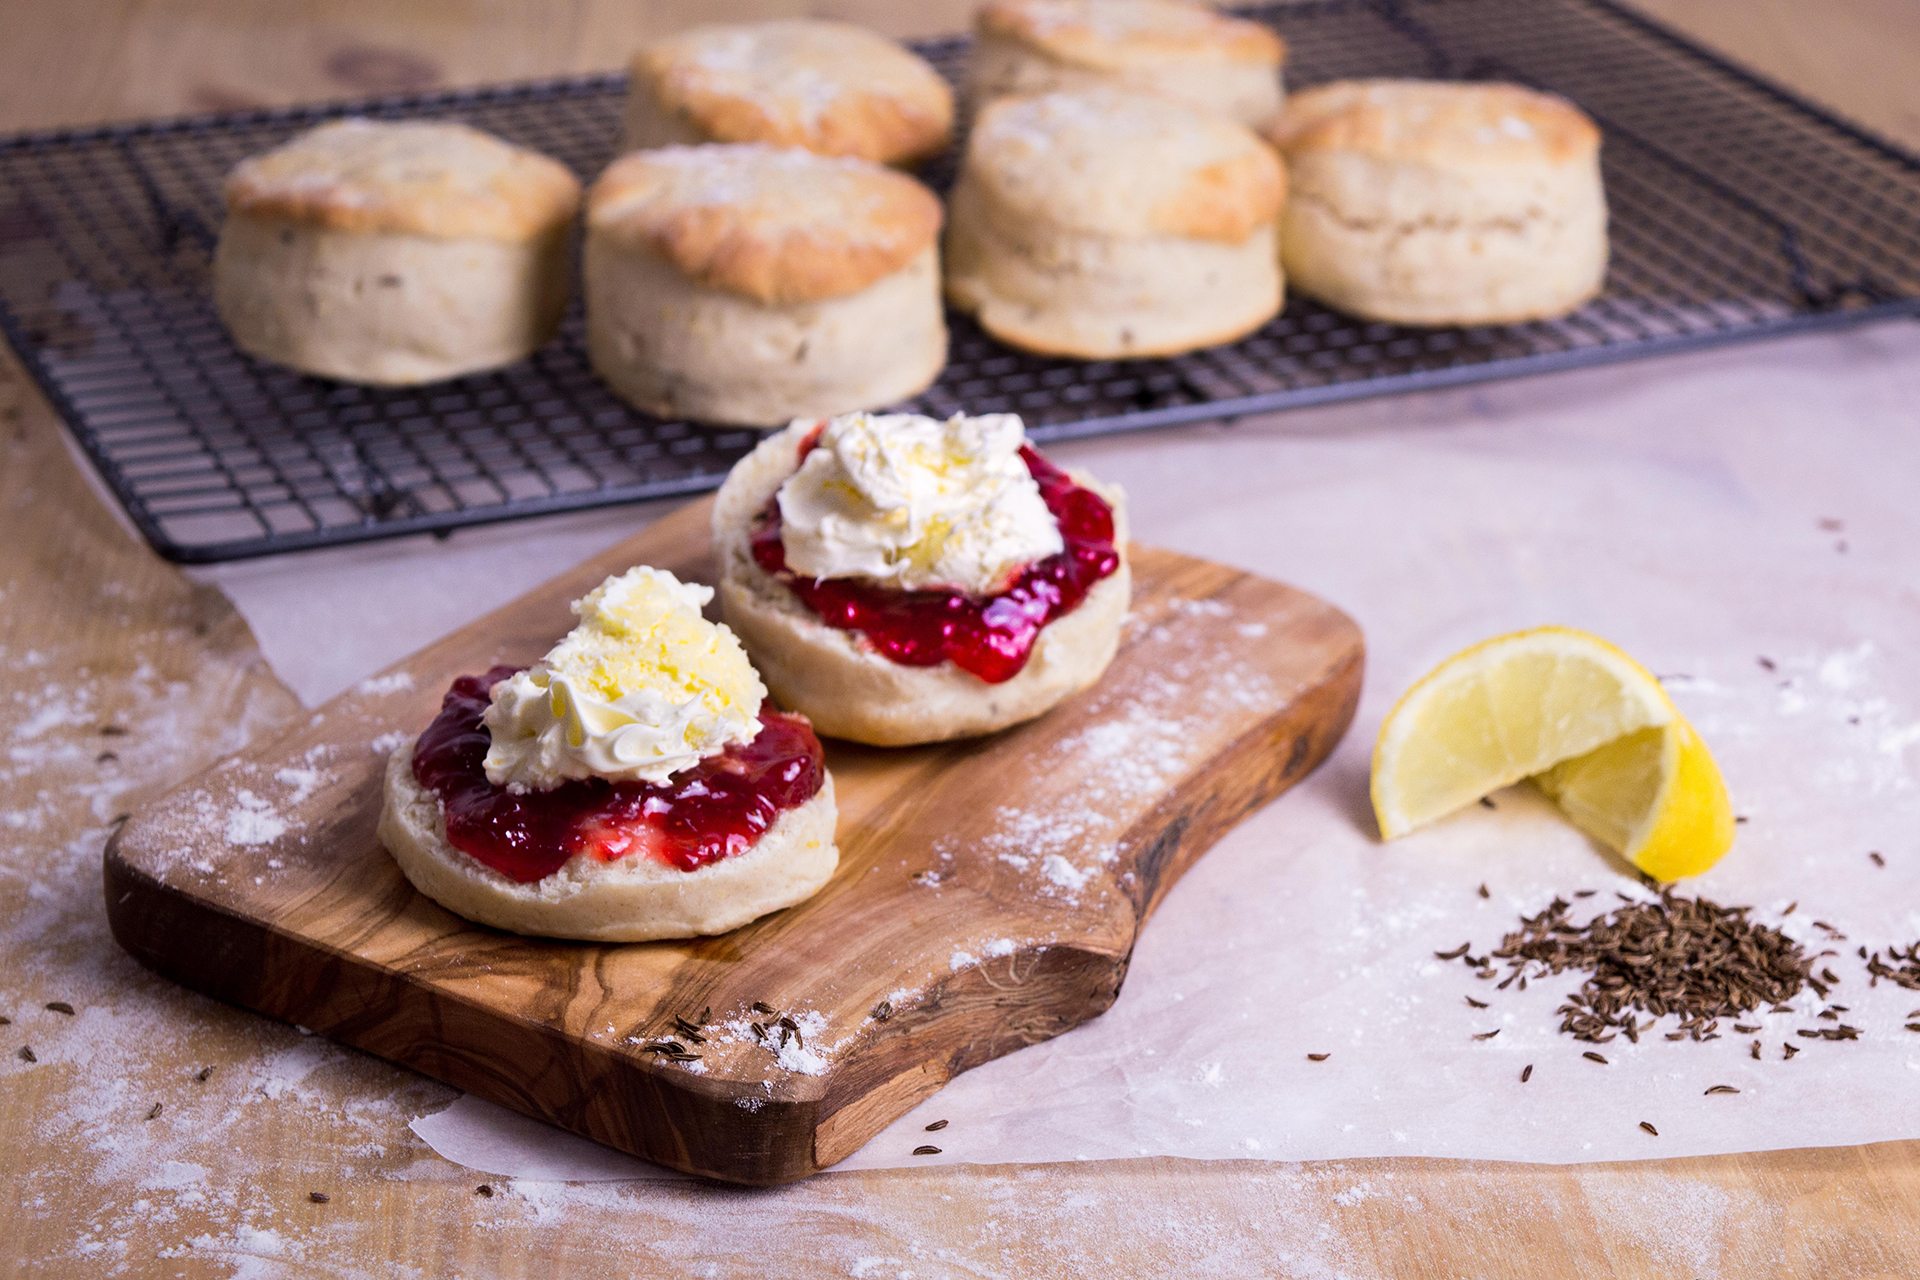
[4, 1, 1919, 1276]
[104, 498, 1363, 1184]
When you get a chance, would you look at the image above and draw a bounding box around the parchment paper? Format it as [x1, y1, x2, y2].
[200, 324, 1920, 1175]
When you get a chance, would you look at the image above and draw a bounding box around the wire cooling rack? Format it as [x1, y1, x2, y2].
[1, 0, 1916, 562]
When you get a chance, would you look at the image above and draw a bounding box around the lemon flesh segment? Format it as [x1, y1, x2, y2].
[1371, 626, 1676, 840]
[1536, 719, 1735, 882]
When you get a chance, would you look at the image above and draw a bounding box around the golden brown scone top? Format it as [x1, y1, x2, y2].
[222, 119, 582, 241]
[1269, 79, 1601, 167]
[977, 0, 1285, 69]
[631, 19, 955, 166]
[964, 88, 1284, 242]
[587, 144, 943, 305]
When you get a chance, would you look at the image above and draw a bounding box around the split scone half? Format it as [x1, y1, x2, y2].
[714, 411, 1131, 747]
[378, 566, 838, 941]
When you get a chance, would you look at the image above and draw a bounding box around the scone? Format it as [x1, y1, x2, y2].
[584, 144, 946, 428]
[971, 0, 1286, 129]
[626, 19, 954, 167]
[944, 88, 1285, 359]
[713, 410, 1131, 746]
[1267, 80, 1607, 325]
[377, 566, 839, 941]
[214, 119, 581, 385]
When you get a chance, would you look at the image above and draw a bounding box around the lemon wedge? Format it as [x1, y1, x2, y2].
[1536, 720, 1736, 881]
[1371, 626, 1734, 880]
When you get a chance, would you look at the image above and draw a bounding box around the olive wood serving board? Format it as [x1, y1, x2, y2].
[106, 497, 1364, 1185]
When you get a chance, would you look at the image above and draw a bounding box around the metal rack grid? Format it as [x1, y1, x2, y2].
[0, 0, 1916, 562]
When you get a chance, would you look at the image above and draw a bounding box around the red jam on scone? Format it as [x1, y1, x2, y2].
[748, 413, 1121, 683]
[412, 567, 825, 884]
[413, 667, 824, 884]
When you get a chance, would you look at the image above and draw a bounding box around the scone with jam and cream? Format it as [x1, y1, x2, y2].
[378, 566, 837, 940]
[713, 411, 1130, 746]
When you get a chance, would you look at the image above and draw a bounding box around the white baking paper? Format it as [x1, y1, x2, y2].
[207, 323, 1920, 1175]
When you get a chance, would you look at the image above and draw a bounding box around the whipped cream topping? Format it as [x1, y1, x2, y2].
[481, 567, 766, 792]
[776, 411, 1065, 594]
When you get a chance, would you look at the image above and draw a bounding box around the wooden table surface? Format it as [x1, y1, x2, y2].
[3, 2, 1917, 1276]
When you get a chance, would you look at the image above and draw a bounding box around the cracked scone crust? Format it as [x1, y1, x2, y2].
[944, 88, 1284, 359]
[380, 744, 839, 941]
[1267, 79, 1607, 325]
[712, 424, 1131, 746]
[626, 19, 954, 166]
[970, 0, 1286, 128]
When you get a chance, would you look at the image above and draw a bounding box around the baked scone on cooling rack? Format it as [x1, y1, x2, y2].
[1266, 79, 1608, 325]
[970, 0, 1287, 129]
[583, 144, 946, 428]
[378, 566, 838, 941]
[945, 87, 1285, 359]
[712, 410, 1130, 747]
[625, 19, 954, 168]
[213, 119, 581, 385]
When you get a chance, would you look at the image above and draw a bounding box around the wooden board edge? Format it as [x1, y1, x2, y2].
[102, 835, 827, 1184]
[809, 624, 1366, 1171]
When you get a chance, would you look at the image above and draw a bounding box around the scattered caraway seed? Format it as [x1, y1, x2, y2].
[1477, 883, 1490, 899]
[1734, 815, 1750, 825]
[1583, 1052, 1609, 1065]
[913, 1145, 941, 1157]
[1640, 1121, 1659, 1137]
[475, 1185, 494, 1198]
[45, 1001, 74, 1016]
[96, 750, 118, 764]
[1865, 942, 1920, 991]
[308, 1191, 330, 1204]
[924, 1119, 949, 1132]
[0, 1016, 9, 1026]
[1756, 656, 1777, 672]
[1705, 1085, 1739, 1096]
[1473, 1029, 1501, 1041]
[1479, 796, 1497, 810]
[1783, 1044, 1800, 1059]
[1453, 889, 1823, 1045]
[1520, 1064, 1533, 1083]
[1870, 852, 1886, 868]
[146, 1103, 162, 1121]
[1750, 1041, 1761, 1060]
[1906, 1023, 1920, 1033]
[871, 1001, 892, 1022]
[19, 1046, 36, 1063]
[1306, 1053, 1330, 1062]
[194, 1066, 214, 1082]
[99, 724, 127, 736]
[750, 1001, 776, 1016]
[1464, 995, 1489, 1009]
